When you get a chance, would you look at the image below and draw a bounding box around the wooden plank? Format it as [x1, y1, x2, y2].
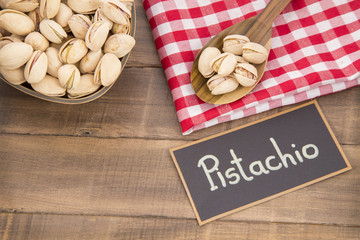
[0, 69, 359, 144]
[0, 134, 358, 226]
[0, 213, 359, 240]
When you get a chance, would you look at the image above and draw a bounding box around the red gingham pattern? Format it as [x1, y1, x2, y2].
[143, 0, 360, 135]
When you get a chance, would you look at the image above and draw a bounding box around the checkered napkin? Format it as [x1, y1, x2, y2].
[143, 0, 360, 135]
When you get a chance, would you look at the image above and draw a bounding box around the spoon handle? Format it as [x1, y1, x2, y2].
[257, 0, 292, 27]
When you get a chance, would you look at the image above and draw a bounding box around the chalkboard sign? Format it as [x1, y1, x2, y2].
[170, 101, 351, 225]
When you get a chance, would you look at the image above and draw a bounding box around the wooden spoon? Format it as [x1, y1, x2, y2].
[190, 0, 292, 105]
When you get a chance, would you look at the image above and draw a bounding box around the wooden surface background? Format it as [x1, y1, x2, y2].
[0, 0, 359, 239]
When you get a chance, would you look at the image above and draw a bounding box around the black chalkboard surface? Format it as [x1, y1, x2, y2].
[170, 101, 351, 225]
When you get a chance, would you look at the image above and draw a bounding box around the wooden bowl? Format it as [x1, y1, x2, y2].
[0, 4, 136, 104]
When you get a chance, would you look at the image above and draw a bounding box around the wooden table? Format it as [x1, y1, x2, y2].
[0, 1, 359, 239]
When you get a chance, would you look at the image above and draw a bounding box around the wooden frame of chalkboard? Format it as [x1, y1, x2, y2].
[170, 100, 351, 225]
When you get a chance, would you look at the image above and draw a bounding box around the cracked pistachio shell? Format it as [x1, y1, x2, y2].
[67, 74, 101, 98]
[234, 62, 258, 87]
[94, 53, 121, 87]
[0, 42, 33, 69]
[235, 55, 248, 64]
[67, 0, 100, 14]
[28, 7, 42, 31]
[198, 47, 221, 78]
[85, 21, 109, 51]
[54, 3, 73, 28]
[94, 8, 113, 30]
[79, 49, 103, 74]
[58, 64, 81, 89]
[0, 9, 35, 36]
[0, 0, 6, 8]
[112, 22, 130, 34]
[222, 34, 250, 55]
[31, 74, 66, 96]
[103, 33, 135, 58]
[210, 52, 237, 76]
[100, 0, 131, 25]
[0, 66, 26, 85]
[207, 74, 239, 95]
[6, 0, 39, 12]
[40, 0, 60, 19]
[24, 50, 48, 84]
[45, 47, 62, 77]
[0, 35, 22, 49]
[39, 19, 67, 44]
[68, 14, 92, 40]
[24, 31, 49, 52]
[59, 38, 88, 64]
[242, 42, 268, 64]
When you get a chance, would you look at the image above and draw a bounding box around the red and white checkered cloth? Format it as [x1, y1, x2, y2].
[143, 0, 360, 135]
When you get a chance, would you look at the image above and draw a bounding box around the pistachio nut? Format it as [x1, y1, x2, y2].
[222, 35, 250, 55]
[39, 0, 61, 19]
[0, 0, 7, 8]
[94, 53, 121, 87]
[111, 22, 130, 34]
[67, 74, 101, 98]
[103, 33, 135, 58]
[58, 64, 80, 89]
[0, 66, 26, 85]
[94, 8, 113, 30]
[85, 21, 109, 51]
[24, 50, 48, 84]
[31, 74, 66, 97]
[79, 49, 103, 74]
[235, 55, 248, 64]
[39, 19, 67, 44]
[100, 0, 131, 25]
[210, 52, 237, 76]
[242, 42, 268, 64]
[119, 0, 133, 11]
[24, 31, 49, 52]
[67, 0, 100, 14]
[6, 0, 39, 12]
[0, 9, 35, 36]
[233, 62, 258, 87]
[45, 47, 62, 77]
[28, 7, 42, 31]
[59, 38, 88, 64]
[54, 3, 73, 28]
[0, 35, 22, 49]
[207, 74, 239, 95]
[0, 42, 33, 69]
[67, 14, 92, 40]
[198, 47, 221, 78]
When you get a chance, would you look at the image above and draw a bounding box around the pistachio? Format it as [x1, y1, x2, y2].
[0, 9, 35, 36]
[45, 47, 62, 77]
[0, 66, 26, 85]
[103, 33, 135, 58]
[31, 74, 66, 97]
[67, 74, 101, 98]
[6, 0, 39, 12]
[100, 0, 131, 25]
[222, 34, 250, 55]
[54, 3, 73, 28]
[235, 55, 248, 64]
[58, 64, 80, 89]
[24, 31, 49, 52]
[85, 21, 109, 51]
[67, 0, 100, 14]
[198, 47, 221, 78]
[24, 50, 48, 84]
[94, 53, 121, 87]
[207, 74, 239, 95]
[39, 19, 67, 44]
[242, 42, 268, 64]
[111, 22, 130, 34]
[28, 7, 42, 31]
[0, 42, 33, 69]
[94, 8, 113, 30]
[59, 38, 88, 64]
[79, 49, 103, 74]
[233, 62, 258, 87]
[68, 14, 92, 39]
[210, 52, 237, 76]
[39, 0, 60, 19]
[0, 35, 22, 49]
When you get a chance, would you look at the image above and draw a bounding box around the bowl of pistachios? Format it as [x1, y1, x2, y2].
[0, 0, 136, 104]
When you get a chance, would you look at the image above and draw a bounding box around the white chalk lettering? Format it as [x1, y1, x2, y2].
[230, 149, 254, 181]
[270, 138, 297, 168]
[197, 155, 220, 191]
[249, 160, 270, 176]
[225, 167, 240, 185]
[302, 144, 319, 159]
[265, 155, 282, 171]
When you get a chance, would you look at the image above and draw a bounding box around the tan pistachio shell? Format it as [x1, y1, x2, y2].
[24, 31, 49, 52]
[24, 50, 48, 84]
[210, 52, 237, 76]
[222, 34, 250, 55]
[28, 7, 43, 31]
[100, 0, 131, 25]
[198, 47, 221, 78]
[58, 64, 80, 89]
[79, 49, 103, 74]
[103, 33, 135, 58]
[233, 62, 258, 87]
[40, 0, 60, 19]
[85, 21, 109, 51]
[0, 35, 22, 49]
[6, 0, 39, 12]
[39, 19, 67, 44]
[94, 53, 121, 87]
[67, 74, 101, 98]
[94, 8, 113, 30]
[54, 3, 73, 28]
[207, 74, 239, 95]
[0, 42, 33, 69]
[59, 38, 88, 64]
[67, 14, 92, 40]
[45, 47, 62, 77]
[31, 74, 66, 96]
[0, 66, 26, 85]
[0, 9, 35, 36]
[112, 22, 130, 34]
[67, 0, 100, 14]
[242, 42, 268, 64]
